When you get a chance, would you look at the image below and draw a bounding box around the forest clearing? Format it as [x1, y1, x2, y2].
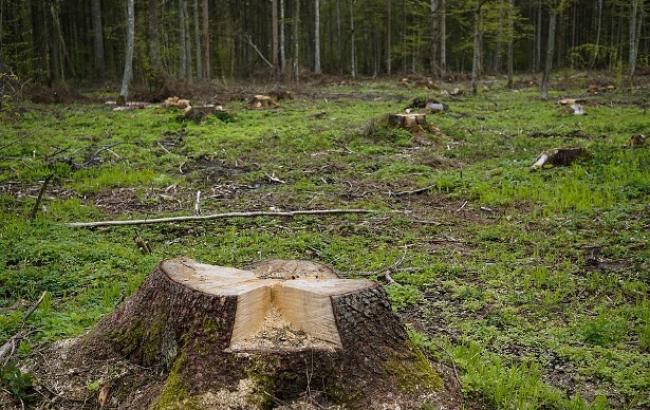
[1, 0, 650, 408]
[0, 77, 648, 409]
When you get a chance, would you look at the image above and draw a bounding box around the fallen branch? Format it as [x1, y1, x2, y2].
[64, 208, 400, 228]
[0, 291, 47, 363]
[390, 184, 436, 197]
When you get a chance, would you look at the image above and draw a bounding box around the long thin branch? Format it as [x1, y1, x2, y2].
[29, 174, 53, 220]
[243, 33, 274, 69]
[0, 291, 47, 363]
[64, 208, 401, 228]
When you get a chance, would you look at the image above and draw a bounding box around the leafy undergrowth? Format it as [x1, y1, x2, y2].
[1, 80, 649, 408]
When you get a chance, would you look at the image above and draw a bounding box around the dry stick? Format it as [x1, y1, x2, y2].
[29, 174, 54, 220]
[194, 190, 201, 216]
[0, 291, 47, 363]
[64, 208, 402, 228]
[390, 184, 437, 197]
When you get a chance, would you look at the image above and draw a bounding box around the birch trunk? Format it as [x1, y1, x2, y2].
[148, 0, 161, 70]
[293, 0, 300, 82]
[201, 0, 210, 79]
[440, 0, 446, 74]
[315, 0, 321, 73]
[280, 0, 286, 70]
[349, 0, 356, 79]
[179, 0, 187, 79]
[119, 0, 135, 102]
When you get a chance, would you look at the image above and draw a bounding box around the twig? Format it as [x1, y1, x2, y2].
[29, 174, 53, 220]
[455, 200, 468, 212]
[64, 208, 404, 228]
[265, 172, 286, 184]
[157, 142, 171, 154]
[390, 184, 436, 197]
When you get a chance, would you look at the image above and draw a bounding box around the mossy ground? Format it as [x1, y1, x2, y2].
[1, 77, 649, 409]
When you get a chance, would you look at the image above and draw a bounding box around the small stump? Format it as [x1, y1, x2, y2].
[389, 113, 427, 129]
[248, 95, 278, 109]
[60, 258, 443, 408]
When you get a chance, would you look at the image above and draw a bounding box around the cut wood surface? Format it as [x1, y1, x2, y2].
[63, 208, 392, 228]
[388, 113, 427, 128]
[247, 94, 277, 109]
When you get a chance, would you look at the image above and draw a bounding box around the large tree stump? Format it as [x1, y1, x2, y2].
[77, 258, 441, 409]
[247, 95, 278, 109]
[388, 113, 427, 129]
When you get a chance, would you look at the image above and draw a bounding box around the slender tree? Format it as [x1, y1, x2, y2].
[119, 0, 135, 102]
[629, 0, 640, 78]
[507, 0, 514, 87]
[315, 0, 321, 73]
[201, 0, 209, 78]
[148, 0, 161, 70]
[386, 0, 391, 75]
[193, 0, 202, 80]
[293, 0, 300, 82]
[90, 0, 105, 80]
[440, 0, 446, 74]
[541, 5, 557, 98]
[471, 1, 486, 95]
[280, 0, 286, 70]
[349, 0, 356, 78]
[430, 0, 440, 75]
[272, 0, 280, 75]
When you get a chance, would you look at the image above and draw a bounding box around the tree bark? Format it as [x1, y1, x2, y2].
[386, 0, 391, 75]
[535, 0, 542, 71]
[193, 0, 202, 80]
[430, 0, 439, 76]
[440, 0, 446, 74]
[540, 7, 557, 99]
[471, 3, 483, 95]
[507, 0, 514, 87]
[280, 0, 286, 71]
[349, 0, 356, 78]
[201, 0, 210, 79]
[314, 0, 321, 73]
[293, 0, 300, 82]
[272, 0, 279, 75]
[629, 0, 639, 78]
[183, 0, 193, 80]
[90, 0, 105, 80]
[179, 0, 187, 79]
[119, 0, 135, 102]
[336, 0, 342, 69]
[148, 0, 161, 70]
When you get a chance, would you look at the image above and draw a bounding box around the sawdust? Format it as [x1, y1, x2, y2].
[229, 307, 337, 352]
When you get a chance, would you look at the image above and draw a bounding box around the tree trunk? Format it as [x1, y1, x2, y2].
[293, 0, 300, 82]
[349, 0, 356, 78]
[90, 0, 105, 80]
[471, 4, 482, 95]
[272, 0, 279, 75]
[336, 0, 342, 70]
[49, 259, 440, 408]
[387, 0, 391, 75]
[314, 0, 321, 73]
[201, 0, 210, 79]
[430, 0, 439, 75]
[540, 7, 557, 99]
[589, 0, 602, 69]
[148, 0, 161, 70]
[183, 0, 193, 80]
[193, 0, 202, 80]
[119, 0, 135, 102]
[629, 0, 639, 78]
[280, 0, 286, 71]
[179, 0, 187, 79]
[440, 0, 446, 74]
[507, 0, 514, 87]
[535, 0, 542, 71]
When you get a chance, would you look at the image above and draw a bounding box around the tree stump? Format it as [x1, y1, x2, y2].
[247, 95, 278, 109]
[388, 113, 427, 129]
[79, 258, 441, 408]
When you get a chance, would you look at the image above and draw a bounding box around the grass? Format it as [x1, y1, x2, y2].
[1, 80, 649, 408]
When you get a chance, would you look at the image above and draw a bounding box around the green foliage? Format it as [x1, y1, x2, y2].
[0, 362, 35, 403]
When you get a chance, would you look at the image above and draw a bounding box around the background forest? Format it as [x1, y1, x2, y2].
[0, 0, 648, 89]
